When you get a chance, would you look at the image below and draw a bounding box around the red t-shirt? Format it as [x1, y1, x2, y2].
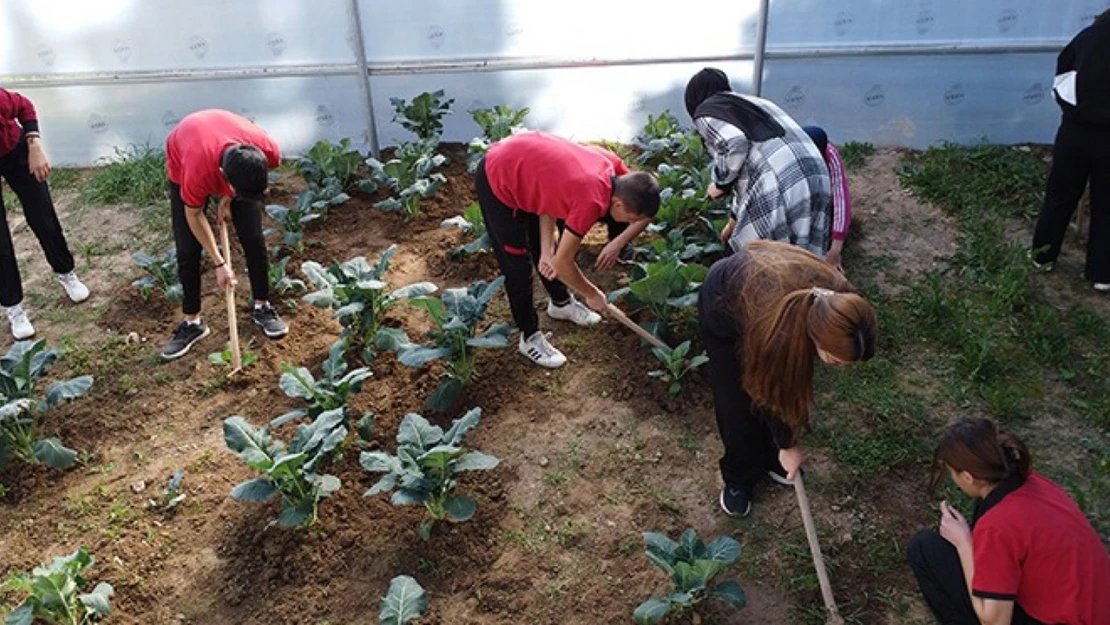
[166, 109, 281, 207]
[0, 89, 38, 158]
[972, 472, 1110, 625]
[484, 130, 629, 237]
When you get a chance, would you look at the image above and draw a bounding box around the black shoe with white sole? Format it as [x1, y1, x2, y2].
[719, 485, 752, 517]
[253, 303, 289, 338]
[161, 320, 210, 360]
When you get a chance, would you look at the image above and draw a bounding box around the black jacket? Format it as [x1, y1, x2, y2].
[1055, 20, 1110, 127]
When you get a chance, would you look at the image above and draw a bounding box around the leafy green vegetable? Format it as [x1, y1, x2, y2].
[608, 259, 706, 343]
[441, 202, 491, 259]
[269, 255, 306, 296]
[207, 342, 260, 369]
[0, 340, 92, 471]
[297, 138, 366, 188]
[1, 547, 114, 625]
[467, 105, 530, 173]
[271, 341, 373, 432]
[265, 177, 355, 252]
[391, 90, 454, 142]
[649, 340, 709, 395]
[223, 411, 346, 528]
[633, 528, 746, 624]
[131, 248, 183, 303]
[380, 575, 428, 625]
[301, 246, 437, 363]
[361, 408, 498, 540]
[379, 278, 509, 412]
[367, 140, 448, 221]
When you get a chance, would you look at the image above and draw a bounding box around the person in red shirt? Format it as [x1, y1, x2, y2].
[908, 417, 1110, 625]
[161, 109, 287, 360]
[0, 88, 90, 340]
[475, 130, 660, 368]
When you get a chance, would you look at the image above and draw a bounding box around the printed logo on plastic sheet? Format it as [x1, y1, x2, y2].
[916, 9, 936, 35]
[834, 12, 854, 37]
[427, 25, 446, 50]
[997, 8, 1019, 33]
[315, 105, 335, 127]
[37, 45, 56, 68]
[112, 39, 132, 63]
[943, 84, 965, 107]
[783, 86, 806, 111]
[88, 114, 109, 134]
[188, 35, 209, 59]
[162, 110, 182, 129]
[1079, 5, 1102, 28]
[266, 32, 287, 57]
[864, 85, 886, 108]
[1023, 83, 1046, 106]
[505, 21, 525, 39]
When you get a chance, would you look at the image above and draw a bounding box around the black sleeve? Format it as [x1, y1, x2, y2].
[21, 120, 39, 134]
[757, 407, 807, 449]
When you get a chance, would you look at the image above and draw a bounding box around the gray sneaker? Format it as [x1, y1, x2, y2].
[252, 303, 288, 338]
[161, 320, 210, 360]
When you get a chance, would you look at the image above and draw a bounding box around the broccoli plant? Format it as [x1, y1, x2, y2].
[208, 342, 260, 369]
[633, 528, 746, 624]
[391, 90, 454, 142]
[0, 340, 93, 471]
[440, 202, 491, 259]
[635, 110, 686, 168]
[297, 137, 365, 188]
[467, 105, 530, 173]
[608, 259, 707, 343]
[2, 547, 114, 625]
[380, 575, 428, 625]
[649, 341, 709, 395]
[265, 195, 319, 253]
[223, 410, 347, 528]
[361, 408, 499, 540]
[271, 341, 373, 432]
[132, 249, 183, 303]
[301, 246, 437, 363]
[367, 141, 447, 221]
[378, 277, 509, 412]
[145, 469, 186, 516]
[268, 255, 306, 296]
[300, 176, 353, 221]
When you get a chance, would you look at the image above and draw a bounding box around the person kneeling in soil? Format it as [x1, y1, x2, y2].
[908, 418, 1110, 625]
[699, 240, 875, 517]
[684, 68, 831, 256]
[475, 130, 660, 368]
[161, 109, 288, 360]
[0, 88, 90, 339]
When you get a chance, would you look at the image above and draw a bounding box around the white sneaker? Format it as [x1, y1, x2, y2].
[7, 305, 35, 340]
[546, 297, 601, 327]
[1095, 283, 1110, 292]
[519, 331, 567, 368]
[57, 272, 90, 303]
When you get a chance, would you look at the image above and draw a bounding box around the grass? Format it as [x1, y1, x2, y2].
[78, 143, 168, 207]
[838, 141, 876, 171]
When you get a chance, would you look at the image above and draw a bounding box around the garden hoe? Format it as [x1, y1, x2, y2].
[606, 303, 669, 351]
[794, 472, 845, 625]
[219, 221, 243, 375]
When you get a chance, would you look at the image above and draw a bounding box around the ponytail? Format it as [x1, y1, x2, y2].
[742, 288, 820, 433]
[931, 418, 1032, 495]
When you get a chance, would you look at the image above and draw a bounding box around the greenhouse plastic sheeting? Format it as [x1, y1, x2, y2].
[1, 0, 1104, 165]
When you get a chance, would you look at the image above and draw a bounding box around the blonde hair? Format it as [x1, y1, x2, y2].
[729, 241, 877, 433]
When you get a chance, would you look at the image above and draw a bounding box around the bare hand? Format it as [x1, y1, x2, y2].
[706, 183, 726, 200]
[585, 289, 608, 315]
[939, 501, 972, 551]
[720, 218, 736, 245]
[779, 446, 804, 480]
[27, 142, 50, 182]
[216, 196, 233, 225]
[825, 246, 844, 274]
[538, 252, 558, 280]
[215, 264, 237, 290]
[596, 241, 623, 270]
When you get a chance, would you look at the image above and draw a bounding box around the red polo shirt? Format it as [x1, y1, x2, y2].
[0, 89, 39, 158]
[972, 472, 1110, 625]
[166, 109, 280, 207]
[484, 131, 629, 237]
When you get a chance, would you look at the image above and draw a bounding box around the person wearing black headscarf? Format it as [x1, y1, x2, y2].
[684, 68, 830, 257]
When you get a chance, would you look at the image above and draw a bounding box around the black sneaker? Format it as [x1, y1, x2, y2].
[161, 320, 210, 360]
[252, 303, 289, 338]
[719, 485, 752, 517]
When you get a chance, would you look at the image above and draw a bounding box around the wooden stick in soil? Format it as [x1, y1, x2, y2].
[219, 221, 243, 374]
[605, 303, 669, 350]
[794, 472, 845, 625]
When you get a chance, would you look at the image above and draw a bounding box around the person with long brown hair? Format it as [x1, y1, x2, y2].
[698, 240, 876, 516]
[908, 418, 1110, 625]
